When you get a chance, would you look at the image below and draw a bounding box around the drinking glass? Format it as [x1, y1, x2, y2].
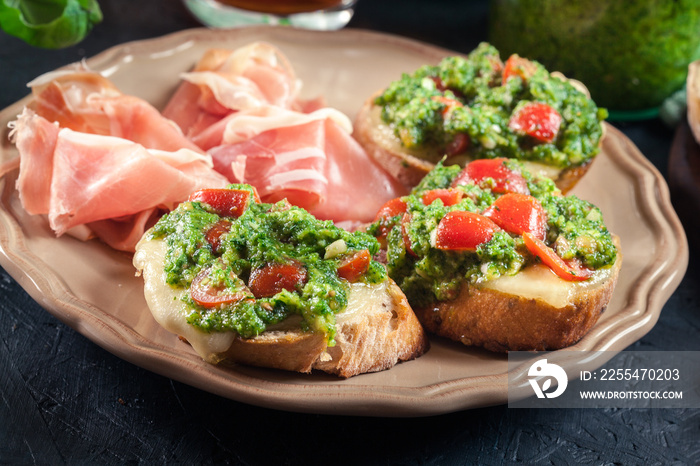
[183, 0, 357, 30]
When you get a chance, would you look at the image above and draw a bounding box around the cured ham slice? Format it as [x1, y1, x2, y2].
[207, 107, 407, 224]
[158, 43, 406, 226]
[10, 109, 228, 251]
[188, 44, 301, 110]
[7, 68, 230, 251]
[28, 68, 202, 153]
[192, 104, 352, 151]
[86, 210, 164, 253]
[320, 118, 408, 224]
[162, 42, 322, 140]
[11, 110, 58, 215]
[209, 120, 329, 210]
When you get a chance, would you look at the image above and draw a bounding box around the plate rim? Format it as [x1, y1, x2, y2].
[0, 26, 689, 417]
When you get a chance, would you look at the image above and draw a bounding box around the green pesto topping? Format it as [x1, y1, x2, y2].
[367, 162, 617, 307]
[374, 42, 607, 169]
[150, 184, 386, 344]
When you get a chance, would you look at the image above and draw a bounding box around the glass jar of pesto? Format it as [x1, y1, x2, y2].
[489, 0, 700, 118]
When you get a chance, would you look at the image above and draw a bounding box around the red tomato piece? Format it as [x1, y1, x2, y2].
[434, 211, 500, 251]
[373, 197, 408, 238]
[502, 54, 537, 85]
[337, 249, 371, 282]
[431, 95, 463, 115]
[374, 197, 408, 221]
[508, 102, 562, 143]
[483, 193, 547, 240]
[451, 158, 529, 195]
[522, 232, 593, 281]
[248, 261, 308, 298]
[190, 267, 250, 309]
[431, 95, 468, 156]
[421, 188, 464, 207]
[430, 76, 447, 91]
[446, 132, 470, 156]
[204, 219, 232, 253]
[189, 188, 257, 218]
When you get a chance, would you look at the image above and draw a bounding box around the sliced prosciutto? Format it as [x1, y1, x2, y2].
[160, 43, 406, 225]
[10, 109, 58, 215]
[10, 109, 228, 251]
[86, 210, 165, 253]
[209, 119, 328, 210]
[192, 104, 352, 151]
[162, 42, 324, 140]
[207, 106, 407, 224]
[27, 68, 203, 154]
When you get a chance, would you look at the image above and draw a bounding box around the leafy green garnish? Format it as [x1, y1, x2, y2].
[0, 0, 102, 49]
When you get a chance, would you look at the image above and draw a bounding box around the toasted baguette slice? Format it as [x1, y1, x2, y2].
[413, 236, 621, 352]
[353, 92, 596, 193]
[133, 236, 429, 378]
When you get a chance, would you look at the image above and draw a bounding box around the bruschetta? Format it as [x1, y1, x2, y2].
[354, 42, 607, 192]
[133, 184, 428, 377]
[366, 158, 621, 352]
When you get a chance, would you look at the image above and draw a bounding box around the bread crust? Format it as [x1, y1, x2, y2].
[217, 280, 430, 378]
[353, 92, 432, 189]
[412, 242, 622, 352]
[353, 91, 599, 193]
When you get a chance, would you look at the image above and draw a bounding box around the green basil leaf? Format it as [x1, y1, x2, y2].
[0, 0, 102, 49]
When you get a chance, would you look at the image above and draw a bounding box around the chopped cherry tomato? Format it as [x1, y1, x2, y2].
[204, 219, 232, 253]
[522, 232, 593, 281]
[502, 54, 537, 85]
[431, 95, 463, 116]
[434, 211, 500, 251]
[190, 267, 251, 309]
[428, 93, 471, 155]
[401, 213, 418, 257]
[430, 76, 447, 91]
[252, 187, 262, 203]
[483, 193, 547, 240]
[508, 102, 562, 143]
[374, 197, 408, 221]
[421, 188, 463, 207]
[373, 197, 408, 238]
[451, 158, 529, 195]
[446, 132, 470, 156]
[189, 188, 259, 218]
[337, 249, 371, 282]
[248, 261, 308, 298]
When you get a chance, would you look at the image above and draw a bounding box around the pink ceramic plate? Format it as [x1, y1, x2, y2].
[0, 27, 688, 416]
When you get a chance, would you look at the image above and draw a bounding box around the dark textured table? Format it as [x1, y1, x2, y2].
[2, 1, 699, 464]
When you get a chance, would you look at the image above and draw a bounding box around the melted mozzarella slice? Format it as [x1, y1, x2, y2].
[337, 280, 391, 324]
[480, 263, 615, 309]
[520, 161, 562, 182]
[134, 236, 237, 361]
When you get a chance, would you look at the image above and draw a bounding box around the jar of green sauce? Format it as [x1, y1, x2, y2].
[489, 0, 700, 118]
